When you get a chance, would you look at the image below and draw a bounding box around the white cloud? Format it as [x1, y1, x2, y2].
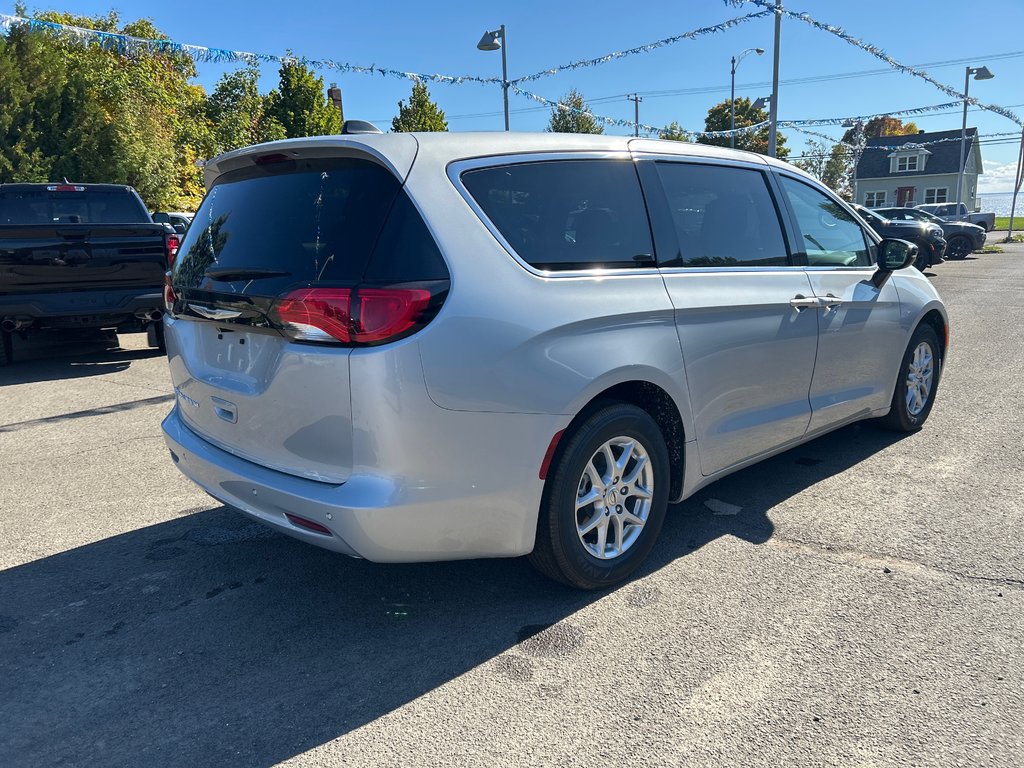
[978, 160, 1021, 193]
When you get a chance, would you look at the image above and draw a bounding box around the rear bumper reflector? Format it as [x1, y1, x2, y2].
[285, 513, 333, 536]
[539, 429, 565, 480]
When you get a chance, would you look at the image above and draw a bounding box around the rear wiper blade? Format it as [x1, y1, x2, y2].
[204, 267, 291, 281]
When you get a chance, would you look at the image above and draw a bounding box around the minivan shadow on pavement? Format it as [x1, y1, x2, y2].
[0, 422, 907, 767]
[0, 332, 163, 386]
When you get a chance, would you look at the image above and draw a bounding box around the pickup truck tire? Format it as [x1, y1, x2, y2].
[0, 331, 12, 366]
[147, 322, 166, 352]
[946, 235, 971, 260]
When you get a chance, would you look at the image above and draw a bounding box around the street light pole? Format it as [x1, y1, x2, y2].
[477, 25, 509, 131]
[731, 55, 737, 149]
[956, 65, 994, 213]
[730, 48, 764, 149]
[767, 0, 782, 157]
[499, 24, 509, 132]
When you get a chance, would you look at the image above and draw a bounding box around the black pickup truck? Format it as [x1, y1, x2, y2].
[0, 183, 178, 365]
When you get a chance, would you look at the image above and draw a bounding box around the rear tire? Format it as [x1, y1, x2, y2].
[0, 331, 12, 366]
[946, 235, 971, 260]
[879, 324, 941, 432]
[147, 322, 166, 352]
[529, 403, 670, 590]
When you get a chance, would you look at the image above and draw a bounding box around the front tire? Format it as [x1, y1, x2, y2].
[879, 324, 941, 432]
[946, 235, 971, 260]
[529, 403, 670, 590]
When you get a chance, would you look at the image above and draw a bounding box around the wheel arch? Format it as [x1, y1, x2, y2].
[919, 307, 948, 363]
[551, 379, 687, 502]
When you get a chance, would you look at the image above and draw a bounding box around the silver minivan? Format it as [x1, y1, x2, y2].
[162, 131, 946, 589]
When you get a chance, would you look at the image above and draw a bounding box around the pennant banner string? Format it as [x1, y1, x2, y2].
[508, 11, 772, 84]
[725, 1, 1022, 126]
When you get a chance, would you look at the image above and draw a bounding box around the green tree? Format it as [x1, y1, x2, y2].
[697, 97, 788, 158]
[207, 67, 286, 154]
[793, 139, 852, 198]
[265, 58, 342, 139]
[391, 81, 448, 132]
[0, 11, 211, 209]
[659, 121, 691, 142]
[546, 89, 604, 134]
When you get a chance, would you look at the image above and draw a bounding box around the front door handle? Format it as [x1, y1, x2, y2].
[820, 293, 843, 312]
[789, 295, 821, 311]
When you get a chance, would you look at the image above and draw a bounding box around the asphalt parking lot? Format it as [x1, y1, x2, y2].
[1, 249, 1022, 768]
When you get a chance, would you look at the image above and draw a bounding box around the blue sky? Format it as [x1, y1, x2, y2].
[11, 0, 1024, 191]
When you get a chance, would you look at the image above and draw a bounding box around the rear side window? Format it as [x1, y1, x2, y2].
[654, 162, 789, 268]
[0, 188, 149, 225]
[780, 177, 872, 267]
[173, 157, 445, 297]
[461, 160, 654, 271]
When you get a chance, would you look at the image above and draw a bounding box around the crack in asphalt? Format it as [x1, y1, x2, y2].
[767, 534, 1024, 591]
[0, 394, 174, 432]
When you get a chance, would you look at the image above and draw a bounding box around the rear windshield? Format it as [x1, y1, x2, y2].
[173, 157, 445, 297]
[0, 188, 149, 225]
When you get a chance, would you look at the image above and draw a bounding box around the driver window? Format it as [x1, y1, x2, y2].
[780, 176, 872, 267]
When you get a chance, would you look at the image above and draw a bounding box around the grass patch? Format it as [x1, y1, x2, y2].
[979, 245, 1004, 253]
[995, 216, 1021, 230]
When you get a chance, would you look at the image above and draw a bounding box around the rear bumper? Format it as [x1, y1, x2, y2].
[0, 287, 162, 322]
[162, 405, 556, 562]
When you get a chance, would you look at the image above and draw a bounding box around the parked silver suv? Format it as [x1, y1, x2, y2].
[162, 132, 947, 589]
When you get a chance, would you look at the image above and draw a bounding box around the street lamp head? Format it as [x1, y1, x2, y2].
[477, 29, 502, 51]
[755, 47, 765, 55]
[971, 65, 995, 80]
[752, 95, 771, 110]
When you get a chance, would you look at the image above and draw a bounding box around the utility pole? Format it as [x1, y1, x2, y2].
[767, 0, 782, 157]
[627, 93, 643, 137]
[1006, 126, 1024, 242]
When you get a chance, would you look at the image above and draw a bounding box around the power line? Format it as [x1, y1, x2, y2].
[628, 50, 1024, 101]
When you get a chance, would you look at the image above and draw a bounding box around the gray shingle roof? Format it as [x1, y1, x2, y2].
[855, 128, 977, 180]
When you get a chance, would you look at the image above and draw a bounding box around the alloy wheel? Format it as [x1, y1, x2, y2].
[905, 341, 935, 417]
[575, 437, 654, 560]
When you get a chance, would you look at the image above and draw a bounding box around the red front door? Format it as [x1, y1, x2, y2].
[896, 186, 916, 206]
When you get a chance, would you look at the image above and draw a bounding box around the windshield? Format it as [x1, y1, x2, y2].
[906, 209, 943, 223]
[857, 206, 887, 226]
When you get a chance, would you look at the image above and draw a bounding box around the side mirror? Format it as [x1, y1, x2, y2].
[872, 238, 918, 286]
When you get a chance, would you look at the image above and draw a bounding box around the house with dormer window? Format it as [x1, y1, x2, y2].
[854, 128, 983, 209]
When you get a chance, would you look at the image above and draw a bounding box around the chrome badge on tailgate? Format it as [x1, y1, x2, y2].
[175, 386, 200, 410]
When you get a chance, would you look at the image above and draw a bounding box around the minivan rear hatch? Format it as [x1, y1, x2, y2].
[167, 141, 449, 483]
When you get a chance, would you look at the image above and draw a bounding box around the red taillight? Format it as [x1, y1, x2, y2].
[166, 233, 180, 268]
[272, 287, 354, 342]
[356, 288, 432, 343]
[164, 271, 176, 312]
[269, 286, 432, 345]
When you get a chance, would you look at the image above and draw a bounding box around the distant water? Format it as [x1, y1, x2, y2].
[977, 192, 1021, 216]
